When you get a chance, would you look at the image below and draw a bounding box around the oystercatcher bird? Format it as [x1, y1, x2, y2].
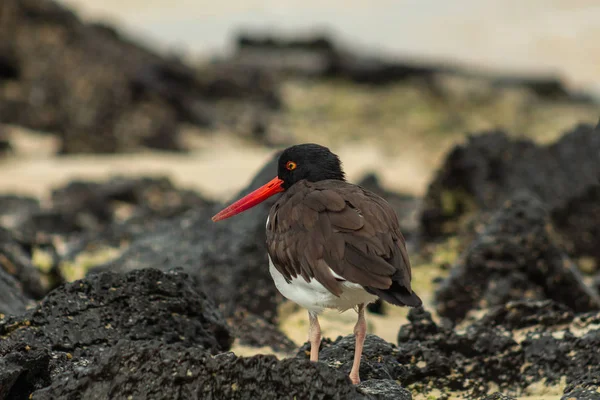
[212, 143, 422, 384]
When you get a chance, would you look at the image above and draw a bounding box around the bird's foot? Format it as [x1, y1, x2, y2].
[349, 372, 360, 385]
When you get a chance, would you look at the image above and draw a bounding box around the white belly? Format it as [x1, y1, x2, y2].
[268, 255, 378, 314]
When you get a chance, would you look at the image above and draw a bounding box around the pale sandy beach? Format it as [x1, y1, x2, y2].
[1, 127, 434, 203]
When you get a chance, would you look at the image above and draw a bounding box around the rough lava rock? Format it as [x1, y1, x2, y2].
[0, 268, 232, 399]
[420, 121, 600, 265]
[553, 184, 600, 267]
[227, 309, 297, 352]
[357, 379, 412, 400]
[434, 191, 600, 323]
[2, 234, 599, 399]
[398, 301, 600, 395]
[233, 33, 444, 85]
[475, 299, 575, 330]
[400, 304, 600, 398]
[293, 302, 600, 399]
[0, 268, 375, 400]
[0, 177, 217, 315]
[21, 176, 214, 239]
[482, 394, 517, 400]
[0, 268, 232, 354]
[5, 176, 215, 268]
[32, 340, 368, 400]
[298, 334, 406, 382]
[0, 196, 41, 230]
[0, 127, 12, 157]
[0, 264, 33, 316]
[0, 344, 54, 400]
[0, 227, 46, 306]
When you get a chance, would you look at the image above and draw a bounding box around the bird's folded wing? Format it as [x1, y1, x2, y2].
[266, 180, 412, 297]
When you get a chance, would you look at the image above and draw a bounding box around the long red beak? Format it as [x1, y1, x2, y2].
[211, 177, 284, 222]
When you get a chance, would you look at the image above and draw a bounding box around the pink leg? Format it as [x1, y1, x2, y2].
[308, 311, 321, 362]
[349, 303, 366, 385]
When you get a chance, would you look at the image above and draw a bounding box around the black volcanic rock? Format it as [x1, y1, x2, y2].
[84, 154, 291, 353]
[0, 196, 40, 230]
[553, 184, 600, 267]
[228, 309, 297, 353]
[11, 176, 214, 263]
[358, 379, 412, 400]
[420, 122, 600, 264]
[482, 394, 517, 400]
[30, 176, 213, 236]
[0, 226, 46, 304]
[3, 269, 600, 399]
[293, 303, 600, 398]
[232, 33, 443, 85]
[475, 300, 575, 330]
[0, 268, 369, 400]
[398, 305, 600, 398]
[434, 192, 600, 323]
[0, 127, 11, 157]
[0, 268, 232, 354]
[298, 334, 406, 382]
[563, 377, 600, 400]
[561, 389, 600, 400]
[0, 177, 217, 312]
[32, 340, 367, 400]
[0, 266, 33, 316]
[0, 268, 232, 399]
[0, 344, 55, 400]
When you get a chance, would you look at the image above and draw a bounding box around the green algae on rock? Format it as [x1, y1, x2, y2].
[434, 192, 600, 323]
[420, 122, 600, 267]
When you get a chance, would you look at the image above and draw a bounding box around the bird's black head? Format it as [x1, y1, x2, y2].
[211, 143, 345, 222]
[277, 143, 345, 189]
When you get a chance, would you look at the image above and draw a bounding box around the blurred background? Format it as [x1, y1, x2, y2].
[1, 0, 599, 202]
[60, 0, 600, 91]
[1, 0, 600, 356]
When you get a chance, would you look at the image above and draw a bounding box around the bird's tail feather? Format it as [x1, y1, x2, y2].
[365, 281, 422, 308]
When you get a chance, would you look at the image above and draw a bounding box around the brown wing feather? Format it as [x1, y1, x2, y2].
[266, 179, 420, 307]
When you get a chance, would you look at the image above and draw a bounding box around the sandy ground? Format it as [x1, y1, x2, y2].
[0, 126, 434, 203]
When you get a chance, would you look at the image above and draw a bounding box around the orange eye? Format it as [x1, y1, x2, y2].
[286, 161, 297, 171]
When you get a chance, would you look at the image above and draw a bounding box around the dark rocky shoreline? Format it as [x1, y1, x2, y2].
[2, 268, 599, 399]
[1, 120, 600, 399]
